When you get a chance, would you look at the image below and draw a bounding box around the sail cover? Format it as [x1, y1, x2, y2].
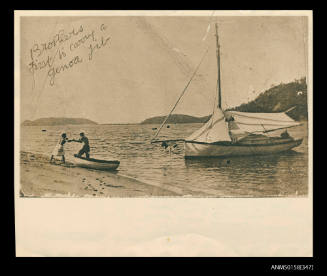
[226, 111, 300, 133]
[186, 107, 231, 143]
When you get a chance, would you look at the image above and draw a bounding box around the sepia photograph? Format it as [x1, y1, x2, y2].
[17, 12, 310, 198]
[14, 10, 313, 258]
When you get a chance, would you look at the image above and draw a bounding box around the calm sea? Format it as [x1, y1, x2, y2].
[20, 122, 309, 197]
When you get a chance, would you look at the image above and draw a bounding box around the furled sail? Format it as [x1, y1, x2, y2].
[186, 107, 231, 143]
[226, 111, 300, 133]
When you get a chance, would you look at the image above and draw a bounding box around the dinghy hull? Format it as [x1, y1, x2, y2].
[72, 156, 120, 170]
[184, 138, 303, 158]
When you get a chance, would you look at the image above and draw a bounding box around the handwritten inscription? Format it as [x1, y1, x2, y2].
[88, 36, 111, 61]
[28, 23, 111, 86]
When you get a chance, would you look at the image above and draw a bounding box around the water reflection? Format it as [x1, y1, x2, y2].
[184, 150, 302, 169]
[184, 150, 306, 196]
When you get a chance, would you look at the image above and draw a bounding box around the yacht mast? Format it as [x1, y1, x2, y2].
[215, 23, 222, 109]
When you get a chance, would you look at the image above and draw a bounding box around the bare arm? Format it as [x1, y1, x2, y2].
[68, 139, 82, 143]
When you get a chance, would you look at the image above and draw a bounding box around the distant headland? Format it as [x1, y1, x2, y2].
[141, 78, 308, 124]
[141, 114, 211, 125]
[21, 117, 98, 126]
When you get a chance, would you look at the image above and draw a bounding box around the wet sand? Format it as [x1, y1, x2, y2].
[19, 151, 178, 197]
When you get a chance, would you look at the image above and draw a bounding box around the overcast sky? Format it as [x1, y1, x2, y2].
[20, 15, 308, 124]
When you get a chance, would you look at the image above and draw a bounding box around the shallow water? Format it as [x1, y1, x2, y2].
[21, 122, 309, 197]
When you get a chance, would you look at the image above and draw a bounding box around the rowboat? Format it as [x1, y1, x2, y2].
[72, 155, 120, 170]
[151, 23, 303, 158]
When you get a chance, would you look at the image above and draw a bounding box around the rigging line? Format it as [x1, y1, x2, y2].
[261, 123, 273, 141]
[235, 122, 299, 126]
[229, 112, 295, 123]
[260, 123, 280, 156]
[261, 124, 302, 133]
[202, 10, 216, 41]
[151, 47, 210, 141]
[222, 94, 231, 111]
[207, 73, 218, 137]
[238, 124, 301, 135]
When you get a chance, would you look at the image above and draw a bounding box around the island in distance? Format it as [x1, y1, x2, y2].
[21, 78, 307, 126]
[141, 114, 211, 125]
[21, 117, 98, 126]
[141, 78, 308, 124]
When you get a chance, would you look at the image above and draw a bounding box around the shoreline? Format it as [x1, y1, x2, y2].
[19, 151, 178, 197]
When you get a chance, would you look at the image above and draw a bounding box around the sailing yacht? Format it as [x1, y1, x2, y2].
[184, 108, 303, 158]
[152, 23, 303, 158]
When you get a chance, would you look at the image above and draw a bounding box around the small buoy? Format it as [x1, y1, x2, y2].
[152, 128, 157, 130]
[42, 129, 46, 132]
[226, 160, 230, 164]
[167, 125, 170, 128]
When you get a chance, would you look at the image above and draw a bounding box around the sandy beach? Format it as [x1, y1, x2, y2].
[19, 151, 178, 197]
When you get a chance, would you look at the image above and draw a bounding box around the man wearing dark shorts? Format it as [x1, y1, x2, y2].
[71, 132, 90, 159]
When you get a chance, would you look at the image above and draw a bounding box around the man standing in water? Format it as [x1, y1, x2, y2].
[71, 132, 90, 159]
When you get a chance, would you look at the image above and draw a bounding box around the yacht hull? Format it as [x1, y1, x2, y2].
[184, 138, 303, 158]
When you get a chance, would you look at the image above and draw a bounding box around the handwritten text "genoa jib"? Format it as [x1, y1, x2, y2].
[28, 23, 111, 86]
